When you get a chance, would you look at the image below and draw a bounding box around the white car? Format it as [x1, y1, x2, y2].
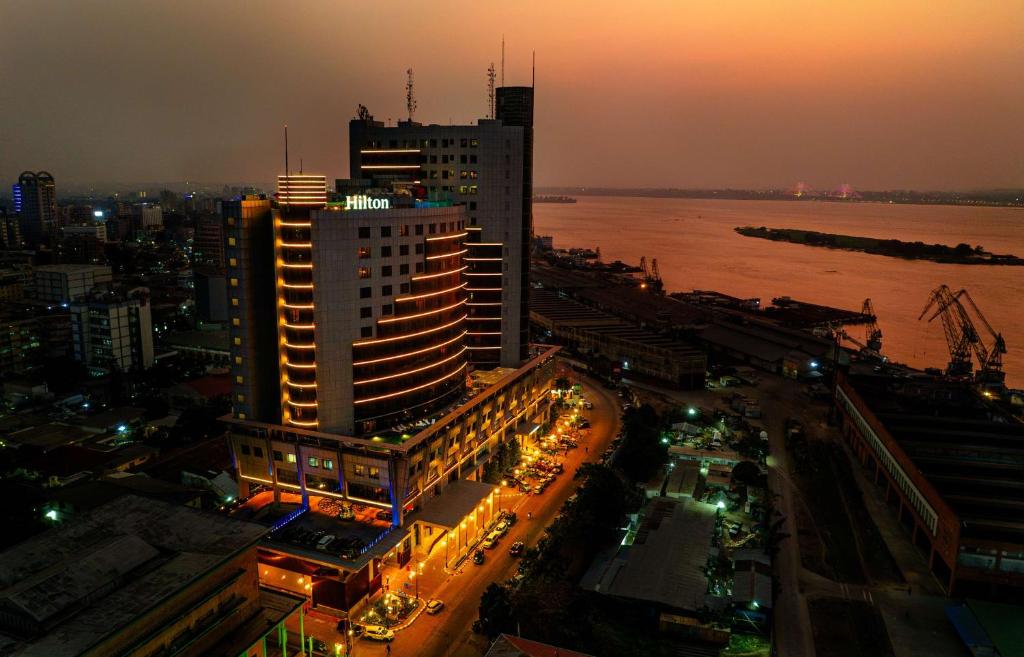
[482, 531, 502, 549]
[363, 625, 395, 641]
[425, 599, 445, 615]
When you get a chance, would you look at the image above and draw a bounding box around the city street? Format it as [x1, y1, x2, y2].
[291, 375, 622, 657]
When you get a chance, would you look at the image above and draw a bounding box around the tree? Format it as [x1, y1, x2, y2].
[478, 583, 515, 639]
[614, 404, 668, 482]
[731, 460, 762, 486]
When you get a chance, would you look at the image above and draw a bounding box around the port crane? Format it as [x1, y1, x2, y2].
[838, 298, 885, 361]
[919, 285, 1006, 387]
[638, 256, 664, 293]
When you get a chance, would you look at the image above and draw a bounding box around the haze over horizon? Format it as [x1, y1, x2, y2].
[2, 0, 1022, 191]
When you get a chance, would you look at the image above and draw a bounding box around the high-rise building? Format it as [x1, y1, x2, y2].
[224, 195, 280, 424]
[348, 85, 534, 369]
[12, 171, 57, 247]
[194, 214, 226, 267]
[0, 210, 21, 248]
[32, 264, 112, 303]
[70, 286, 154, 372]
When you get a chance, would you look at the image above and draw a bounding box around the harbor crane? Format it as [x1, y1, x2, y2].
[919, 285, 1006, 387]
[638, 256, 664, 293]
[834, 299, 884, 361]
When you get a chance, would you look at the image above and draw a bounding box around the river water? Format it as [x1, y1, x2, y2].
[534, 197, 1024, 388]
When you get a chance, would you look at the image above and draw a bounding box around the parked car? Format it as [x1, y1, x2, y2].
[425, 599, 445, 615]
[482, 530, 502, 549]
[494, 520, 509, 536]
[363, 625, 395, 642]
[509, 541, 525, 556]
[472, 549, 485, 565]
[336, 619, 364, 635]
[503, 511, 517, 525]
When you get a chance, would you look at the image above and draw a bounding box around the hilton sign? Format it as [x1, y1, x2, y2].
[345, 195, 390, 210]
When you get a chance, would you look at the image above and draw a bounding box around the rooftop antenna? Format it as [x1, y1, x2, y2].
[487, 63, 496, 118]
[501, 35, 505, 87]
[299, 158, 303, 174]
[283, 124, 290, 207]
[406, 68, 417, 122]
[532, 50, 535, 88]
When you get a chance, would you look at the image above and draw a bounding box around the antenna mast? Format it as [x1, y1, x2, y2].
[283, 125, 290, 208]
[406, 68, 417, 122]
[487, 63, 496, 118]
[532, 50, 535, 88]
[501, 36, 505, 87]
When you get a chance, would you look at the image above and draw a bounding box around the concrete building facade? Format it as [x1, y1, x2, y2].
[32, 264, 113, 304]
[70, 287, 154, 372]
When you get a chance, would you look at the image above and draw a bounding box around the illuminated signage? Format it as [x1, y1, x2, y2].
[346, 195, 390, 210]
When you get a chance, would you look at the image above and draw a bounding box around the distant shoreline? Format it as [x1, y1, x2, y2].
[735, 226, 1024, 266]
[534, 187, 1024, 209]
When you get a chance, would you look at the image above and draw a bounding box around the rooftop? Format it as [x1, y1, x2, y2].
[580, 497, 717, 612]
[485, 634, 594, 657]
[847, 375, 1024, 546]
[0, 495, 265, 656]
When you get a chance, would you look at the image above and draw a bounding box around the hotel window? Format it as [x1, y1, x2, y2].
[429, 139, 437, 147]
[228, 237, 236, 246]
[360, 326, 373, 338]
[400, 283, 410, 294]
[460, 154, 468, 164]
[323, 459, 334, 471]
[382, 304, 393, 316]
[442, 170, 449, 179]
[360, 286, 372, 299]
[429, 155, 437, 164]
[470, 154, 477, 163]
[459, 185, 468, 194]
[358, 226, 371, 238]
[420, 139, 429, 148]
[236, 375, 244, 383]
[308, 456, 320, 468]
[354, 464, 367, 476]
[469, 201, 477, 210]
[273, 450, 283, 461]
[400, 263, 409, 275]
[237, 393, 245, 402]
[470, 186, 478, 195]
[415, 243, 424, 254]
[287, 453, 297, 463]
[382, 265, 392, 277]
[360, 306, 372, 318]
[381, 226, 392, 238]
[230, 278, 238, 287]
[415, 224, 423, 235]
[232, 318, 240, 326]
[232, 298, 239, 306]
[234, 356, 242, 364]
[233, 337, 241, 345]
[229, 257, 237, 266]
[380, 245, 392, 257]
[441, 138, 450, 147]
[240, 444, 250, 456]
[429, 170, 438, 179]
[461, 138, 468, 148]
[471, 138, 478, 147]
[238, 412, 246, 419]
[415, 262, 424, 273]
[428, 223, 436, 234]
[460, 171, 468, 179]
[358, 246, 371, 258]
[400, 225, 410, 237]
[358, 267, 371, 279]
[469, 171, 478, 179]
[382, 284, 392, 296]
[399, 244, 409, 256]
[227, 217, 236, 226]
[369, 467, 380, 478]
[254, 447, 263, 458]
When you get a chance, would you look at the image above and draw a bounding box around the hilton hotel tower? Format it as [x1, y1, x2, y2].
[349, 86, 534, 370]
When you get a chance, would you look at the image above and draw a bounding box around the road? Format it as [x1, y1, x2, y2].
[334, 376, 622, 657]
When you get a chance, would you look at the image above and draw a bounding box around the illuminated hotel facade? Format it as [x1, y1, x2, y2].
[223, 176, 557, 598]
[349, 86, 535, 370]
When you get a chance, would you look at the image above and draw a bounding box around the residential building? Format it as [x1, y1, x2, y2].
[1, 211, 21, 248]
[12, 171, 56, 247]
[70, 286, 154, 372]
[32, 264, 112, 304]
[348, 85, 534, 369]
[138, 203, 163, 229]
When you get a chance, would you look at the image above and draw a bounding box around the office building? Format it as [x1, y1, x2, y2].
[348, 85, 534, 369]
[70, 286, 154, 372]
[0, 494, 305, 657]
[138, 203, 163, 229]
[12, 171, 57, 247]
[1, 211, 22, 248]
[32, 264, 112, 303]
[195, 213, 226, 267]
